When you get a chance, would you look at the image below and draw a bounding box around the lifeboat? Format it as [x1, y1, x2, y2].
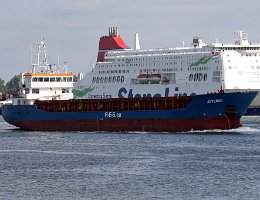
[137, 74, 149, 82]
[148, 74, 161, 82]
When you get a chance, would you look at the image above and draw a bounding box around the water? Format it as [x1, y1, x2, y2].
[0, 116, 259, 200]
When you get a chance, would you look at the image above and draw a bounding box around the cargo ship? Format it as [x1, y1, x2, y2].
[1, 92, 258, 132]
[74, 27, 260, 115]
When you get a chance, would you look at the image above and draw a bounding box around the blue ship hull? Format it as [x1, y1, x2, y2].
[1, 92, 257, 132]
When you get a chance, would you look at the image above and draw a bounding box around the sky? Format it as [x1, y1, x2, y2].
[1, 0, 260, 82]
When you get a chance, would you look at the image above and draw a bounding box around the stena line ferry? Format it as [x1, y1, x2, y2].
[74, 27, 260, 115]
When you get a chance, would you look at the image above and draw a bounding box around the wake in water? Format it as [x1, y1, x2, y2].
[188, 126, 259, 134]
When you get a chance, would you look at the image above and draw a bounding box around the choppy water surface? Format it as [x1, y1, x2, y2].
[0, 116, 259, 200]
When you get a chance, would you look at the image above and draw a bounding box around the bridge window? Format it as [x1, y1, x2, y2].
[62, 89, 69, 93]
[32, 89, 39, 94]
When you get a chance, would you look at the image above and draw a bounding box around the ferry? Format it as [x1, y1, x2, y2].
[74, 27, 260, 115]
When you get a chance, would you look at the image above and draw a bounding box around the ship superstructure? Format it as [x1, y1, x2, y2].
[74, 28, 260, 114]
[13, 39, 74, 106]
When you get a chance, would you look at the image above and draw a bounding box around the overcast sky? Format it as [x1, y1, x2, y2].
[1, 0, 260, 82]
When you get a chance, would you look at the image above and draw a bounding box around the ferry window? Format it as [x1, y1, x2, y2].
[56, 77, 61, 82]
[203, 73, 207, 81]
[38, 77, 43, 82]
[62, 77, 67, 82]
[44, 77, 49, 82]
[100, 77, 103, 83]
[96, 77, 99, 83]
[108, 76, 112, 83]
[50, 77, 55, 82]
[257, 66, 260, 69]
[189, 74, 193, 81]
[32, 77, 37, 82]
[198, 73, 203, 81]
[32, 89, 39, 94]
[117, 76, 120, 82]
[112, 76, 116, 83]
[121, 76, 124, 83]
[92, 77, 95, 83]
[228, 66, 232, 69]
[104, 77, 108, 83]
[67, 77, 72, 82]
[175, 87, 179, 91]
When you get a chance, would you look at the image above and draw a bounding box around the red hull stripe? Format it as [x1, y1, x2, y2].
[12, 117, 241, 132]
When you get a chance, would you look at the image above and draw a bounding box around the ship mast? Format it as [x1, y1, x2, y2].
[32, 39, 49, 74]
[31, 39, 68, 74]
